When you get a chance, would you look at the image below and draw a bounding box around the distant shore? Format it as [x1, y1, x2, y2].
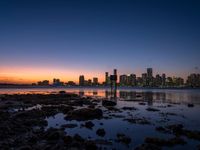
[0, 84, 200, 90]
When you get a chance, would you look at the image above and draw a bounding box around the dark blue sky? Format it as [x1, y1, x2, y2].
[0, 0, 200, 83]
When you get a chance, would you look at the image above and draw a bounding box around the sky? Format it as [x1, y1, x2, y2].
[0, 0, 200, 84]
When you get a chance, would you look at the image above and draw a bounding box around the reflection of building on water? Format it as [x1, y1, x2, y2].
[79, 91, 84, 96]
[119, 91, 136, 99]
[143, 92, 153, 106]
[93, 91, 98, 96]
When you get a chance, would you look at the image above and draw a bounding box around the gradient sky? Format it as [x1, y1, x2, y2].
[0, 0, 200, 83]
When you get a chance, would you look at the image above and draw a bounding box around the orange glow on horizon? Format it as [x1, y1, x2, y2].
[0, 66, 105, 84]
[0, 66, 188, 84]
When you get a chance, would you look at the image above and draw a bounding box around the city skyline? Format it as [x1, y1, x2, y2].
[0, 66, 199, 84]
[0, 0, 200, 84]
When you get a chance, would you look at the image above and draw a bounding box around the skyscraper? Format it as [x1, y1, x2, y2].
[147, 68, 153, 86]
[119, 75, 128, 86]
[79, 75, 85, 86]
[93, 77, 98, 86]
[105, 72, 110, 85]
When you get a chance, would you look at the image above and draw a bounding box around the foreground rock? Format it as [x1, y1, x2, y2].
[135, 143, 161, 150]
[156, 124, 200, 141]
[116, 133, 131, 145]
[145, 137, 186, 147]
[96, 128, 106, 137]
[102, 100, 116, 107]
[65, 108, 103, 121]
[83, 121, 94, 129]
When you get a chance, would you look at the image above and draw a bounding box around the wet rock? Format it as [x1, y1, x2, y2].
[116, 133, 131, 145]
[124, 117, 151, 125]
[155, 126, 170, 134]
[43, 128, 65, 141]
[17, 145, 32, 150]
[59, 91, 66, 94]
[197, 144, 200, 150]
[74, 134, 84, 143]
[94, 139, 112, 145]
[134, 143, 161, 150]
[187, 103, 194, 107]
[106, 106, 121, 112]
[66, 108, 103, 121]
[182, 129, 200, 141]
[146, 108, 160, 112]
[96, 128, 106, 137]
[139, 102, 146, 105]
[166, 124, 184, 135]
[102, 100, 116, 107]
[84, 141, 98, 150]
[61, 123, 78, 128]
[145, 137, 186, 147]
[136, 95, 142, 98]
[122, 106, 137, 111]
[83, 121, 94, 129]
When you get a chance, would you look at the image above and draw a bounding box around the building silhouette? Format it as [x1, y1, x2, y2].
[79, 75, 85, 86]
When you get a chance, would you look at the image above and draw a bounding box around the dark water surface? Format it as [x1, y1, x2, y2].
[1, 87, 200, 149]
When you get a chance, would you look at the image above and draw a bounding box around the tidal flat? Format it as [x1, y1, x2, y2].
[0, 91, 200, 150]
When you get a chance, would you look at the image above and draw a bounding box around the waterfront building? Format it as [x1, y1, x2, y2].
[105, 72, 110, 85]
[79, 75, 85, 86]
[129, 74, 137, 86]
[119, 75, 128, 86]
[162, 73, 166, 86]
[142, 73, 147, 87]
[38, 80, 49, 86]
[93, 77, 98, 86]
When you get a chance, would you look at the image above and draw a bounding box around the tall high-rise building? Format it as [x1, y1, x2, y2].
[147, 68, 153, 77]
[142, 73, 147, 86]
[129, 74, 137, 86]
[120, 75, 128, 86]
[147, 68, 153, 86]
[79, 75, 85, 86]
[53, 78, 61, 86]
[93, 77, 98, 86]
[162, 73, 166, 86]
[105, 72, 110, 85]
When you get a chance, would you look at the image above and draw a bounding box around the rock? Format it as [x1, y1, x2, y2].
[116, 133, 131, 145]
[61, 123, 78, 128]
[84, 121, 94, 129]
[122, 107, 137, 111]
[197, 144, 200, 150]
[145, 137, 186, 147]
[146, 108, 160, 112]
[139, 102, 146, 105]
[66, 108, 103, 121]
[134, 143, 161, 150]
[102, 100, 116, 107]
[84, 141, 98, 150]
[124, 117, 151, 125]
[17, 145, 32, 150]
[96, 128, 106, 137]
[155, 126, 169, 133]
[59, 91, 66, 94]
[187, 103, 194, 107]
[44, 128, 65, 141]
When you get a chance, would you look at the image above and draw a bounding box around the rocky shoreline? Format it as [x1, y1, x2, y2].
[0, 92, 200, 150]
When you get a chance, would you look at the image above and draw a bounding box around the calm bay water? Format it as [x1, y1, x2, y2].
[0, 87, 200, 104]
[1, 87, 200, 149]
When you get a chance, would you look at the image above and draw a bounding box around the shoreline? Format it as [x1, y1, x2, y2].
[0, 85, 200, 90]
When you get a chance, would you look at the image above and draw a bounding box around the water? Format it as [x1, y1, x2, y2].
[0, 87, 200, 104]
[1, 87, 200, 149]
